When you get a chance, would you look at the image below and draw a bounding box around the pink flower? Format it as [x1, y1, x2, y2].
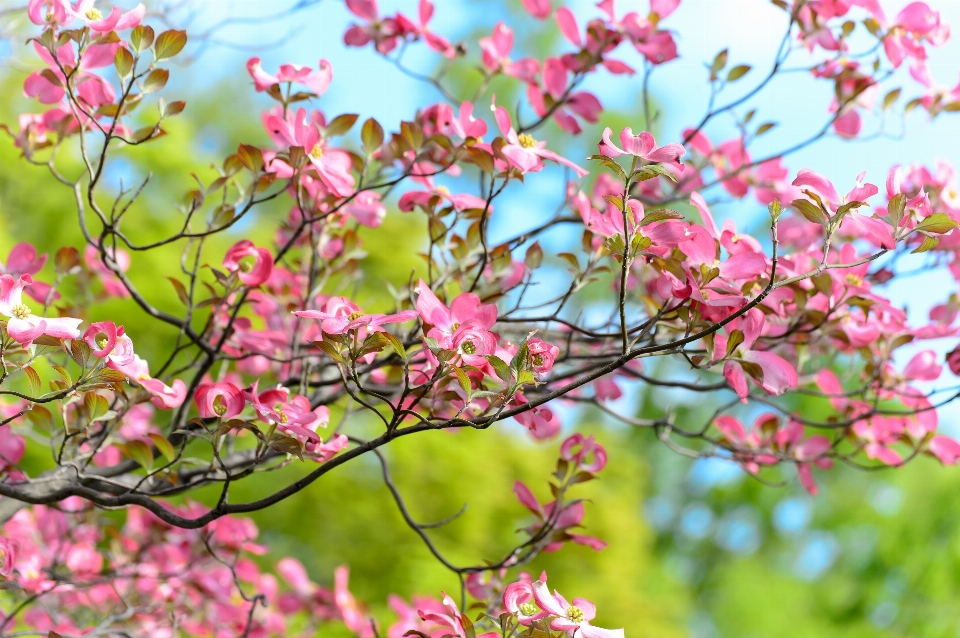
[598, 127, 685, 172]
[59, 0, 145, 32]
[24, 40, 118, 107]
[246, 57, 333, 95]
[521, 0, 552, 19]
[343, 0, 418, 54]
[450, 320, 498, 366]
[503, 578, 549, 625]
[492, 101, 588, 177]
[418, 592, 498, 638]
[929, 435, 960, 465]
[264, 107, 356, 197]
[527, 338, 559, 374]
[195, 382, 245, 419]
[0, 274, 82, 347]
[0, 537, 18, 578]
[1, 243, 55, 304]
[947, 344, 960, 375]
[335, 566, 374, 638]
[415, 0, 455, 58]
[223, 240, 274, 287]
[294, 296, 418, 335]
[415, 280, 497, 343]
[479, 22, 539, 82]
[560, 433, 607, 472]
[532, 578, 624, 638]
[84, 245, 130, 298]
[83, 321, 134, 366]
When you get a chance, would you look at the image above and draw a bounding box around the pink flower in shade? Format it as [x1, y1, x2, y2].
[723, 351, 799, 403]
[598, 127, 686, 172]
[223, 240, 274, 287]
[479, 22, 539, 82]
[343, 0, 418, 55]
[246, 57, 333, 95]
[0, 274, 82, 347]
[343, 191, 387, 227]
[84, 244, 131, 298]
[305, 432, 348, 463]
[111, 354, 186, 409]
[388, 595, 449, 638]
[946, 344, 960, 376]
[335, 566, 374, 638]
[294, 296, 418, 335]
[491, 100, 588, 177]
[263, 107, 356, 197]
[521, 0, 552, 19]
[418, 592, 499, 638]
[512, 394, 561, 440]
[929, 435, 960, 465]
[532, 577, 624, 638]
[775, 420, 834, 495]
[527, 338, 559, 374]
[883, 1, 949, 69]
[61, 0, 145, 31]
[560, 433, 608, 473]
[415, 0, 456, 58]
[1, 243, 56, 304]
[195, 382, 245, 419]
[247, 383, 326, 445]
[24, 40, 118, 107]
[713, 414, 781, 474]
[503, 578, 550, 625]
[0, 427, 26, 468]
[398, 183, 488, 214]
[83, 321, 135, 366]
[0, 537, 18, 578]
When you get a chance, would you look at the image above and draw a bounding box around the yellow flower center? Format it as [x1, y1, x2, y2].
[310, 143, 324, 159]
[532, 353, 544, 367]
[517, 133, 536, 149]
[347, 311, 364, 321]
[85, 8, 103, 20]
[461, 340, 477, 355]
[518, 602, 539, 616]
[845, 274, 863, 287]
[11, 304, 30, 320]
[212, 395, 227, 417]
[567, 607, 585, 623]
[96, 336, 109, 350]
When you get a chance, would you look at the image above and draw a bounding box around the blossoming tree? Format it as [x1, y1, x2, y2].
[0, 0, 960, 634]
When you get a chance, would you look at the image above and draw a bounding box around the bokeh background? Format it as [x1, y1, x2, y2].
[3, 0, 960, 636]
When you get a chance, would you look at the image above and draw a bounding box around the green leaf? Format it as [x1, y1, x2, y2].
[141, 68, 169, 94]
[160, 99, 186, 118]
[148, 433, 176, 463]
[91, 368, 127, 384]
[768, 199, 782, 220]
[725, 329, 745, 358]
[510, 340, 530, 375]
[313, 340, 346, 364]
[130, 25, 154, 53]
[23, 366, 41, 395]
[452, 366, 472, 398]
[83, 392, 109, 420]
[882, 88, 901, 111]
[727, 64, 751, 81]
[912, 234, 939, 253]
[124, 439, 154, 471]
[887, 193, 906, 228]
[603, 194, 624, 211]
[114, 47, 134, 78]
[382, 332, 407, 361]
[154, 29, 187, 60]
[711, 48, 728, 76]
[638, 209, 684, 227]
[325, 113, 359, 137]
[166, 277, 189, 306]
[756, 122, 776, 136]
[915, 213, 958, 235]
[632, 164, 677, 182]
[525, 241, 543, 269]
[791, 198, 826, 226]
[237, 144, 264, 173]
[361, 117, 384, 152]
[485, 355, 511, 382]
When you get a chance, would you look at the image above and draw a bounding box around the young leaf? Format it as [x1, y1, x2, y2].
[154, 29, 187, 60]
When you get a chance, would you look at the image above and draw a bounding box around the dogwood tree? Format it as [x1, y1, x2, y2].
[0, 0, 959, 635]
